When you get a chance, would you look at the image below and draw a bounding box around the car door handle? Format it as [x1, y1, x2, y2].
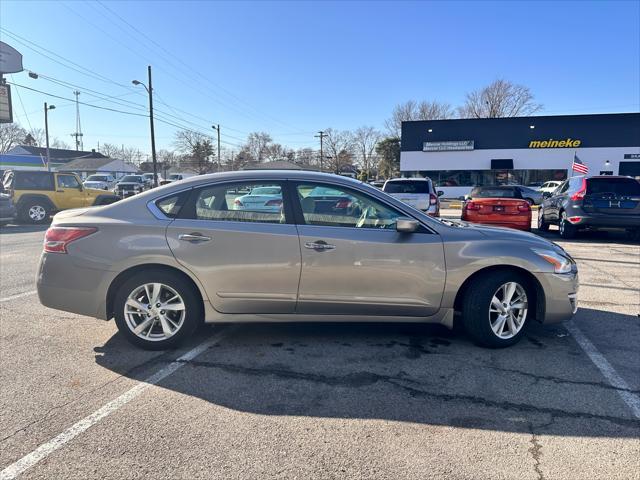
[304, 241, 335, 251]
[178, 233, 212, 243]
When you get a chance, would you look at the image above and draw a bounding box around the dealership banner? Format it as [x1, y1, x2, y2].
[423, 140, 474, 152]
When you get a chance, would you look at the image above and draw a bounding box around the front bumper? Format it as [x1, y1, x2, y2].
[533, 271, 579, 324]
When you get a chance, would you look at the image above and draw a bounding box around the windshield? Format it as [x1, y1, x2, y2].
[587, 178, 640, 196]
[120, 176, 142, 182]
[383, 180, 431, 194]
[86, 175, 108, 182]
[169, 174, 181, 180]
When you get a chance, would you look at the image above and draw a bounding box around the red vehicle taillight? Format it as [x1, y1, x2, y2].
[429, 193, 438, 206]
[570, 178, 587, 201]
[44, 227, 97, 254]
[335, 200, 352, 209]
[517, 203, 531, 212]
[265, 199, 283, 207]
[464, 201, 481, 211]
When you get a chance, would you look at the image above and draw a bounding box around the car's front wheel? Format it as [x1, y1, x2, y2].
[113, 270, 203, 350]
[537, 207, 549, 231]
[461, 271, 531, 348]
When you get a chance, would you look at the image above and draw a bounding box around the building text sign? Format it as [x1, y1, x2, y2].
[529, 138, 581, 148]
[423, 140, 474, 152]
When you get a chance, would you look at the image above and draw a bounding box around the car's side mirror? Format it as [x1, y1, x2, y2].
[396, 217, 419, 233]
[437, 190, 444, 197]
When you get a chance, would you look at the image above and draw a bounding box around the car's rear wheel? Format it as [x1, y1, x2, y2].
[537, 207, 550, 231]
[461, 271, 531, 348]
[559, 211, 577, 239]
[113, 270, 202, 350]
[19, 201, 49, 224]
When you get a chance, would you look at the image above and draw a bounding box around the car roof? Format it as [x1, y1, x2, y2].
[385, 177, 430, 182]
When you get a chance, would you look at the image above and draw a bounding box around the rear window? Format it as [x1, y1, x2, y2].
[383, 180, 431, 194]
[4, 172, 54, 191]
[470, 187, 519, 198]
[587, 178, 640, 196]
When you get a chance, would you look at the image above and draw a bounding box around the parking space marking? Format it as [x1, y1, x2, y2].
[0, 291, 37, 303]
[566, 321, 640, 419]
[0, 328, 231, 480]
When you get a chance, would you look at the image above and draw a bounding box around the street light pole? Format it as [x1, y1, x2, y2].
[212, 124, 221, 170]
[44, 102, 55, 171]
[315, 130, 327, 172]
[132, 66, 158, 187]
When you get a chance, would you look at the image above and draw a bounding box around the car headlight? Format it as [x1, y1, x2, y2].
[532, 249, 573, 274]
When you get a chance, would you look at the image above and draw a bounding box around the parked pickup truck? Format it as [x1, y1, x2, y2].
[1, 170, 120, 224]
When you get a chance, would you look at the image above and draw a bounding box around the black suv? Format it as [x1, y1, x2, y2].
[538, 175, 640, 239]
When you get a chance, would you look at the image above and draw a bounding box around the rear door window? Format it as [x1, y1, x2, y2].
[587, 178, 640, 196]
[383, 180, 431, 194]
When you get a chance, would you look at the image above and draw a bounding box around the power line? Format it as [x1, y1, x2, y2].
[9, 74, 33, 131]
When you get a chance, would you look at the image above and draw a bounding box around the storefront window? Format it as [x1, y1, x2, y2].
[415, 170, 567, 187]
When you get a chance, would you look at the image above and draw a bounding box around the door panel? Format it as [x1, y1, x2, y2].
[297, 225, 445, 316]
[293, 181, 445, 317]
[166, 181, 301, 314]
[54, 174, 86, 210]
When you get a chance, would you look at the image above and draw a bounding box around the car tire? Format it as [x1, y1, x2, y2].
[113, 269, 203, 350]
[537, 207, 550, 231]
[19, 201, 49, 224]
[558, 211, 577, 239]
[461, 271, 532, 348]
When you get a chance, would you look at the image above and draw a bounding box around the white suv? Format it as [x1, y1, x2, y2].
[382, 177, 441, 216]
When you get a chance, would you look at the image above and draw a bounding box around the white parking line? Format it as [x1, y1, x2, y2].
[0, 329, 231, 480]
[566, 321, 640, 419]
[0, 291, 37, 303]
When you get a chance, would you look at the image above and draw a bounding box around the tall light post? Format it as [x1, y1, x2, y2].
[132, 66, 158, 187]
[44, 102, 55, 171]
[211, 124, 221, 170]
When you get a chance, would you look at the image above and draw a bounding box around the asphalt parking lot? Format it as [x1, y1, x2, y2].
[1, 215, 639, 480]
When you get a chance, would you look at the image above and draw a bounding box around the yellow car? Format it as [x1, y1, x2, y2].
[1, 170, 120, 224]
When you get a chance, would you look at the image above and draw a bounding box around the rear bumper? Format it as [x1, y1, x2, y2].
[533, 271, 579, 324]
[37, 252, 114, 319]
[570, 213, 640, 229]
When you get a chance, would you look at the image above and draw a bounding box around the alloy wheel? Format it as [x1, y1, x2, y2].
[488, 282, 528, 339]
[124, 283, 186, 341]
[29, 205, 47, 222]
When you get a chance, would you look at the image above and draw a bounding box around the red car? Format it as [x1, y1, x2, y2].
[462, 186, 532, 231]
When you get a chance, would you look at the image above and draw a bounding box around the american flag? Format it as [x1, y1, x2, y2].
[571, 154, 589, 174]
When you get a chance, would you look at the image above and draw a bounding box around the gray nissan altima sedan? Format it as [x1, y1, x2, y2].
[37, 170, 578, 350]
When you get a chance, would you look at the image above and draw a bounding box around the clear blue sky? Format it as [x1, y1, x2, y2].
[2, 0, 639, 155]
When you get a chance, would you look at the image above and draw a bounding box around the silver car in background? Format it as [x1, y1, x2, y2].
[83, 174, 116, 191]
[382, 177, 441, 216]
[37, 171, 578, 350]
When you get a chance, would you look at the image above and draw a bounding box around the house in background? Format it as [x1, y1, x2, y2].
[57, 156, 137, 179]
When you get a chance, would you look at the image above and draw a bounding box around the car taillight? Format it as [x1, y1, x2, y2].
[429, 193, 438, 206]
[464, 201, 480, 211]
[265, 199, 283, 206]
[517, 203, 531, 212]
[570, 178, 587, 201]
[44, 227, 97, 254]
[234, 199, 244, 207]
[335, 200, 352, 209]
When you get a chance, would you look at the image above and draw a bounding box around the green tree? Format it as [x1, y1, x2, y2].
[375, 137, 400, 179]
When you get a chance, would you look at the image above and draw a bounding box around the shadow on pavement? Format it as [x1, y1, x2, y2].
[94, 308, 640, 438]
[0, 223, 50, 234]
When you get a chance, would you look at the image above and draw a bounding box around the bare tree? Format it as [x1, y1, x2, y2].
[295, 148, 316, 167]
[0, 123, 27, 153]
[458, 79, 543, 118]
[174, 129, 215, 173]
[50, 138, 72, 150]
[353, 126, 381, 180]
[24, 128, 46, 146]
[384, 100, 453, 136]
[244, 132, 273, 163]
[99, 143, 121, 158]
[265, 142, 285, 162]
[323, 128, 354, 174]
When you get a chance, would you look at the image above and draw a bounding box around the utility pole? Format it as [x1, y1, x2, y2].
[71, 90, 83, 151]
[44, 102, 55, 171]
[133, 66, 158, 187]
[315, 130, 327, 172]
[212, 124, 221, 170]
